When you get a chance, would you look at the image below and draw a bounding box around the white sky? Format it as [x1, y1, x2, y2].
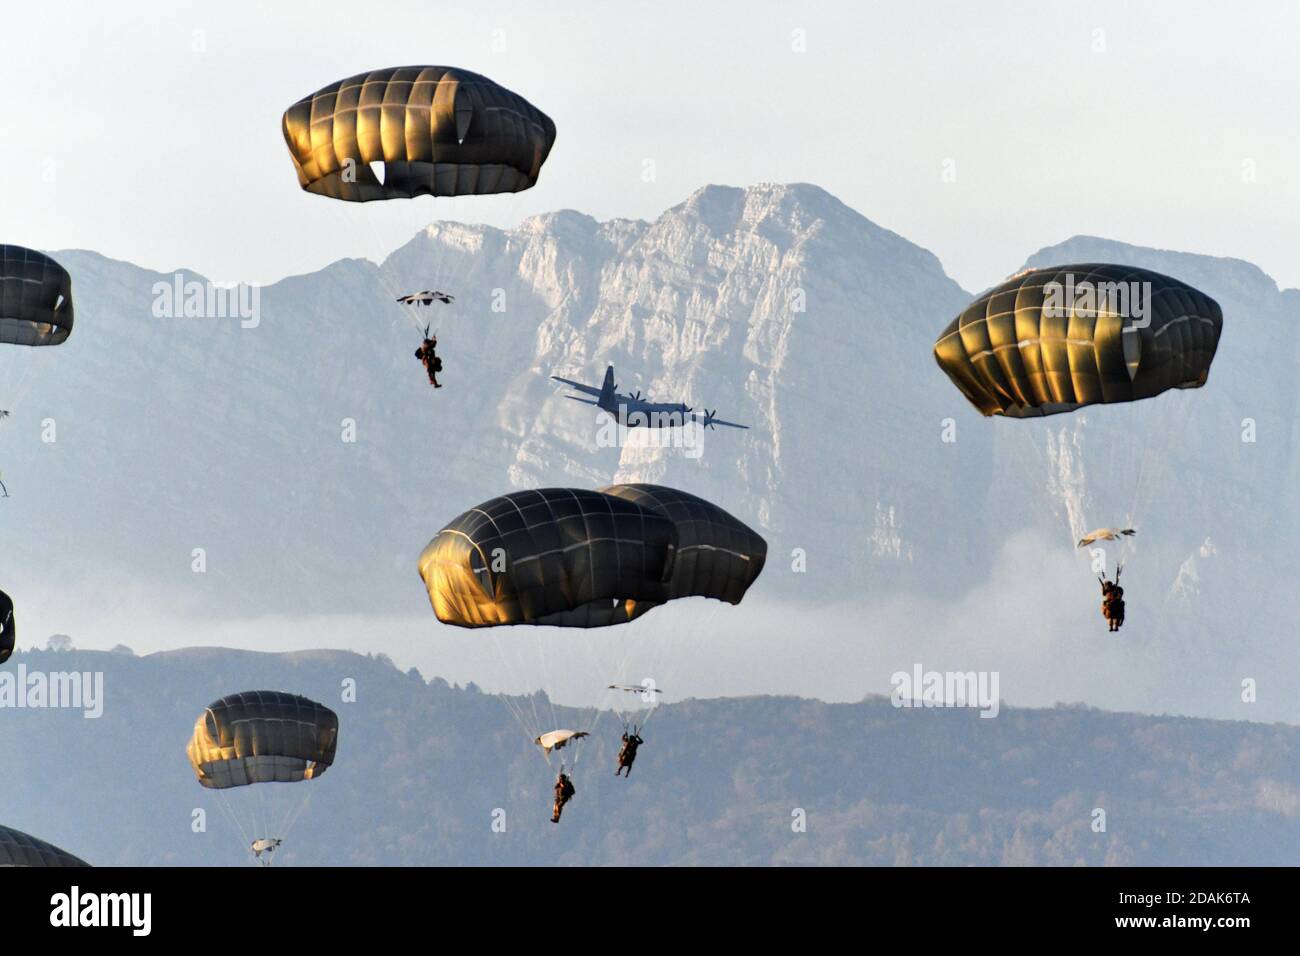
[2, 0, 1296, 292]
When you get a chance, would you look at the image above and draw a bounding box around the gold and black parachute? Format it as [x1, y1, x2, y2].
[934, 264, 1222, 418]
[0, 245, 74, 346]
[282, 66, 556, 203]
[420, 488, 676, 628]
[0, 824, 89, 867]
[419, 485, 766, 628]
[1, 589, 14, 664]
[186, 691, 338, 789]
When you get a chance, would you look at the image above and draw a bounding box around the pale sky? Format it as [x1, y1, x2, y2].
[2, 0, 1296, 293]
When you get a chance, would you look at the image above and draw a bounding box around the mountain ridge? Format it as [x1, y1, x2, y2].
[2, 645, 1295, 867]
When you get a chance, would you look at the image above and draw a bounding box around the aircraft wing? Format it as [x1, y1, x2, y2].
[700, 415, 749, 430]
[564, 395, 600, 406]
[550, 375, 603, 398]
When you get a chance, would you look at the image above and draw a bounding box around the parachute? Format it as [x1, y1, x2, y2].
[1077, 528, 1136, 548]
[281, 66, 556, 203]
[933, 264, 1221, 418]
[418, 486, 761, 787]
[1, 246, 74, 430]
[282, 68, 555, 370]
[187, 691, 338, 864]
[187, 691, 338, 788]
[605, 681, 665, 737]
[1, 245, 74, 347]
[251, 838, 282, 860]
[0, 823, 88, 867]
[397, 290, 454, 306]
[0, 589, 13, 664]
[418, 484, 767, 628]
[534, 730, 588, 756]
[935, 265, 1224, 623]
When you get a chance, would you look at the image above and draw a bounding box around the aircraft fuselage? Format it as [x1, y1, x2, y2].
[600, 398, 693, 428]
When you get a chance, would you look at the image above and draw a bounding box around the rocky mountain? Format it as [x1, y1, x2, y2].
[1, 183, 1295, 721]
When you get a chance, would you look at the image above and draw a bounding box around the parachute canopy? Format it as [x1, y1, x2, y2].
[282, 66, 556, 203]
[397, 290, 454, 306]
[251, 838, 282, 859]
[418, 484, 767, 628]
[0, 823, 88, 867]
[934, 264, 1222, 418]
[535, 730, 588, 755]
[0, 589, 13, 664]
[1077, 527, 1136, 548]
[1, 245, 74, 346]
[187, 691, 338, 790]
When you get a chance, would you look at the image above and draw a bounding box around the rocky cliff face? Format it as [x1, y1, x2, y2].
[2, 183, 1295, 720]
[389, 183, 994, 599]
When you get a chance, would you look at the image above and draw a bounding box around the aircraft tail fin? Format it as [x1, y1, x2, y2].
[600, 365, 616, 405]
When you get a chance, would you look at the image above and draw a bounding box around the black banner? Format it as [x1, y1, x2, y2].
[0, 865, 1281, 942]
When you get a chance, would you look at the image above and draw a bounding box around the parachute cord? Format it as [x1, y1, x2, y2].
[518, 636, 550, 751]
[570, 627, 632, 771]
[501, 679, 539, 749]
[314, 201, 425, 355]
[1127, 394, 1197, 532]
[578, 605, 665, 737]
[253, 785, 268, 851]
[484, 626, 557, 768]
[1018, 423, 1082, 549]
[275, 790, 315, 862]
[211, 790, 257, 865]
[633, 693, 663, 733]
[343, 186, 530, 344]
[530, 629, 564, 752]
[246, 789, 259, 854]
